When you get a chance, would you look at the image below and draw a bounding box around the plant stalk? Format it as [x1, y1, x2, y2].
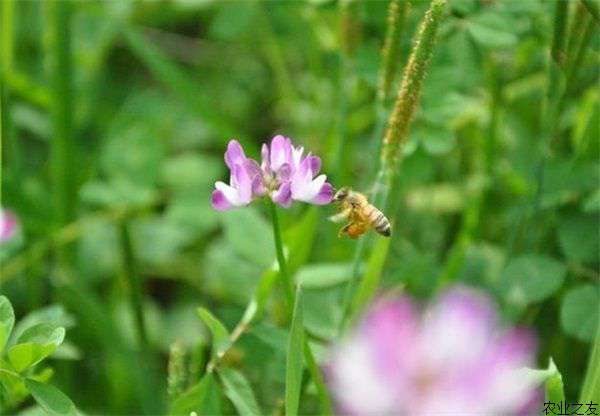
[580, 319, 600, 402]
[341, 0, 446, 331]
[119, 220, 148, 351]
[47, 0, 77, 276]
[268, 199, 295, 309]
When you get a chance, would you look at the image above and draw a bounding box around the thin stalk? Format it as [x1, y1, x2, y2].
[364, 0, 410, 187]
[268, 200, 294, 309]
[522, 0, 569, 251]
[47, 1, 77, 276]
[378, 0, 410, 104]
[564, 13, 595, 98]
[268, 201, 333, 415]
[1, 0, 15, 204]
[580, 319, 600, 402]
[581, 0, 600, 22]
[438, 123, 483, 288]
[118, 220, 148, 351]
[341, 0, 446, 331]
[331, 0, 360, 182]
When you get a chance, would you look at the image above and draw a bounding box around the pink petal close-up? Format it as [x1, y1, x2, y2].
[0, 209, 18, 243]
[327, 287, 540, 416]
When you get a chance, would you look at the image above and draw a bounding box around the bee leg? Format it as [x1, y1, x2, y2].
[338, 223, 352, 238]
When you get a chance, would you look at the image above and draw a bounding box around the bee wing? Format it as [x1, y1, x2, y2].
[329, 208, 352, 223]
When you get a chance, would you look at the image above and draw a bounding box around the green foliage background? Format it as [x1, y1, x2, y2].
[0, 0, 598, 414]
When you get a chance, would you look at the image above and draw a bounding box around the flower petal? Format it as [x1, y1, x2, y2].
[328, 337, 399, 416]
[215, 181, 241, 206]
[421, 287, 497, 370]
[0, 210, 18, 242]
[277, 163, 292, 182]
[363, 297, 419, 384]
[232, 164, 253, 204]
[270, 135, 292, 172]
[224, 140, 246, 170]
[211, 189, 232, 211]
[291, 174, 326, 202]
[309, 181, 333, 205]
[261, 143, 270, 173]
[272, 182, 292, 208]
[307, 155, 321, 177]
[292, 145, 304, 169]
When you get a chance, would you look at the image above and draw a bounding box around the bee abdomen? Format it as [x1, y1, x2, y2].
[368, 205, 391, 237]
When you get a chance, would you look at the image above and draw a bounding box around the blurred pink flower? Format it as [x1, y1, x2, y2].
[0, 209, 18, 243]
[328, 287, 539, 415]
[211, 136, 333, 210]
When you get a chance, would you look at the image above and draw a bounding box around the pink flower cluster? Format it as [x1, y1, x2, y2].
[328, 287, 539, 415]
[211, 136, 333, 210]
[0, 209, 18, 243]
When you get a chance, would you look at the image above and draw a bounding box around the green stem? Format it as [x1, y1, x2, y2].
[580, 319, 600, 402]
[118, 220, 148, 350]
[268, 200, 294, 309]
[48, 0, 77, 276]
[341, 0, 446, 332]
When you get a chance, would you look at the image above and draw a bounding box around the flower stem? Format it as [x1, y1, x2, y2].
[118, 220, 148, 351]
[268, 200, 295, 310]
[47, 0, 77, 278]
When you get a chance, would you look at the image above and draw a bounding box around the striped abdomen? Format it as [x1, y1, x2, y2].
[364, 204, 391, 237]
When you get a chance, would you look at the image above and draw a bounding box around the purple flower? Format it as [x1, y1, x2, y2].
[0, 209, 18, 243]
[211, 136, 333, 210]
[211, 141, 264, 211]
[327, 287, 539, 415]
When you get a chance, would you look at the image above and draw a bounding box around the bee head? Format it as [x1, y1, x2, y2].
[333, 187, 351, 202]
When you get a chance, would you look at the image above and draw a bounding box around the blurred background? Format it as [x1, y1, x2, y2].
[0, 0, 598, 414]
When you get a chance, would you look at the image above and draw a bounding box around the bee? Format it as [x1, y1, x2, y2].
[330, 187, 391, 239]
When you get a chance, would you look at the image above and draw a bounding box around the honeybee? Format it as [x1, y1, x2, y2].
[330, 187, 391, 239]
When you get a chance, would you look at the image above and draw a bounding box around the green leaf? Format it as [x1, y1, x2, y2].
[296, 263, 354, 289]
[351, 236, 392, 319]
[12, 305, 75, 342]
[560, 284, 599, 342]
[222, 208, 275, 268]
[304, 289, 342, 340]
[500, 254, 566, 306]
[218, 368, 262, 416]
[24, 379, 76, 416]
[284, 207, 319, 275]
[286, 287, 304, 416]
[8, 325, 65, 372]
[197, 308, 231, 361]
[0, 296, 15, 353]
[169, 373, 221, 416]
[558, 215, 600, 263]
[582, 188, 600, 213]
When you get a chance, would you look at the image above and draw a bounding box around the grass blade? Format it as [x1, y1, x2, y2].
[285, 286, 304, 416]
[218, 368, 262, 416]
[349, 236, 392, 323]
